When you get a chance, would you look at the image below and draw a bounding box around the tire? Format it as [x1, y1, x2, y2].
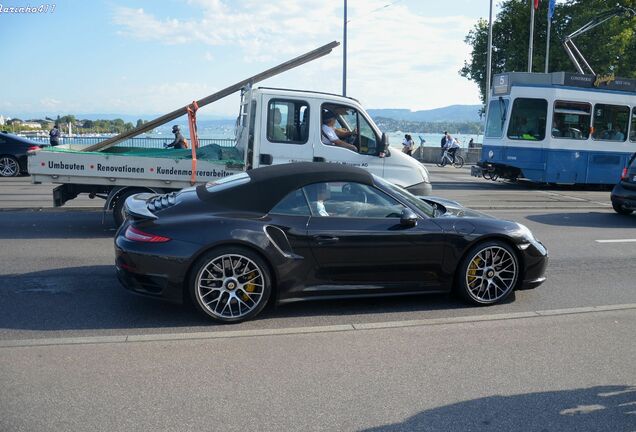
[612, 201, 633, 215]
[112, 188, 147, 227]
[453, 155, 464, 168]
[457, 240, 519, 305]
[189, 246, 272, 323]
[0, 156, 20, 177]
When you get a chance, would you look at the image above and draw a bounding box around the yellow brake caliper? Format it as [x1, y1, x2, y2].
[467, 257, 481, 286]
[242, 271, 257, 302]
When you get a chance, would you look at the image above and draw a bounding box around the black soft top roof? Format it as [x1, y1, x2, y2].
[196, 162, 374, 214]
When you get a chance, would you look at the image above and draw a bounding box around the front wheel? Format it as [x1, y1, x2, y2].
[190, 247, 272, 323]
[457, 241, 519, 305]
[0, 156, 20, 177]
[453, 155, 464, 168]
[612, 201, 634, 215]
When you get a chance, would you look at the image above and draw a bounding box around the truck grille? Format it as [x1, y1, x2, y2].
[146, 192, 177, 212]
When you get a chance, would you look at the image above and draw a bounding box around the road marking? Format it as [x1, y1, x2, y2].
[595, 239, 636, 243]
[1, 303, 635, 349]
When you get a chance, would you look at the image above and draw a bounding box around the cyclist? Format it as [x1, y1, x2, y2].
[444, 135, 460, 163]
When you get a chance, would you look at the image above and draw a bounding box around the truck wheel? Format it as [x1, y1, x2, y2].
[112, 189, 147, 226]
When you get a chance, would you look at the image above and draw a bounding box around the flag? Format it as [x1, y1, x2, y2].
[548, 0, 556, 19]
[535, 0, 540, 9]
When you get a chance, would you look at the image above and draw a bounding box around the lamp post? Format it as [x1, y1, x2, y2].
[343, 0, 347, 97]
[486, 0, 494, 106]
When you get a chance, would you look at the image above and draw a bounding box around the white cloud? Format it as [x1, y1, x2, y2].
[109, 0, 482, 113]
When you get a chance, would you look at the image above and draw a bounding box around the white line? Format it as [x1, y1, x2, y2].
[595, 239, 636, 243]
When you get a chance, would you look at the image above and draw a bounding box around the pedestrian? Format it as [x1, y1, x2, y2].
[468, 138, 475, 148]
[440, 131, 448, 157]
[49, 124, 60, 147]
[402, 134, 414, 156]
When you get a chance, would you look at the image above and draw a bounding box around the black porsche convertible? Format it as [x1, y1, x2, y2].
[115, 163, 547, 323]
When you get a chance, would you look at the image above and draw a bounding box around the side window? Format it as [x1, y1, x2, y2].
[303, 182, 406, 219]
[507, 98, 548, 141]
[321, 104, 380, 155]
[269, 189, 310, 216]
[267, 99, 309, 144]
[552, 101, 591, 140]
[485, 98, 509, 138]
[592, 104, 629, 142]
[630, 108, 635, 143]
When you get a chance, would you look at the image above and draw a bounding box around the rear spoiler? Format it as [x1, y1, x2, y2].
[124, 193, 158, 220]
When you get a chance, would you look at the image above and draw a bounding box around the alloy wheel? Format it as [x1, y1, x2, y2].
[195, 253, 266, 320]
[0, 157, 19, 177]
[465, 245, 517, 303]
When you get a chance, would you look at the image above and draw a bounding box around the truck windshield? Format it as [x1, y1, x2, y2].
[373, 175, 435, 218]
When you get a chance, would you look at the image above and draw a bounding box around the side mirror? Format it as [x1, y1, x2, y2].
[379, 133, 388, 156]
[400, 208, 418, 227]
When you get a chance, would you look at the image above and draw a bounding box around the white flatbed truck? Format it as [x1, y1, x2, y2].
[28, 42, 431, 225]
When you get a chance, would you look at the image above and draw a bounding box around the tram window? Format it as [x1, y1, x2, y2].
[592, 104, 629, 142]
[485, 98, 509, 138]
[552, 101, 591, 140]
[630, 108, 636, 142]
[507, 98, 547, 141]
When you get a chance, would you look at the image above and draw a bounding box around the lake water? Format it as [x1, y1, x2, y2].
[146, 121, 483, 149]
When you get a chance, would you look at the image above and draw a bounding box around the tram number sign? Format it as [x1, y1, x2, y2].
[493, 74, 510, 95]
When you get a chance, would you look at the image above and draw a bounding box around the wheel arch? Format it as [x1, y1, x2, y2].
[105, 186, 167, 210]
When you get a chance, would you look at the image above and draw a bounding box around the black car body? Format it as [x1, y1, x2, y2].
[115, 163, 547, 323]
[0, 131, 44, 176]
[611, 153, 636, 215]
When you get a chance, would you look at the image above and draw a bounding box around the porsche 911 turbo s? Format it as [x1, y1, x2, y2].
[115, 163, 548, 323]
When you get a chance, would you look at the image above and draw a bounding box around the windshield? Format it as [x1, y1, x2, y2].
[373, 175, 436, 218]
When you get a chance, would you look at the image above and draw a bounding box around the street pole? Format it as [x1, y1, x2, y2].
[545, 13, 551, 73]
[486, 0, 494, 105]
[343, 0, 347, 97]
[528, 0, 535, 72]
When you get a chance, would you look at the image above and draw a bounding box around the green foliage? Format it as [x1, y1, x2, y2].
[461, 0, 636, 105]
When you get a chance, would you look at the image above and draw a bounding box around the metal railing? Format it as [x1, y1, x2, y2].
[26, 136, 236, 149]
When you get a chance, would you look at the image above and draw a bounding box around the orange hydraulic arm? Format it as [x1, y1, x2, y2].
[186, 101, 200, 185]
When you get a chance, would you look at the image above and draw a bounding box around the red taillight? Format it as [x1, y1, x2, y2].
[27, 145, 41, 151]
[621, 168, 628, 180]
[124, 226, 170, 243]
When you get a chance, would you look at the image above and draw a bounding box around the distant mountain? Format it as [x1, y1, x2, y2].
[367, 105, 483, 123]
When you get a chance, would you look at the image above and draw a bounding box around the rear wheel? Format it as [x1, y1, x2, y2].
[0, 156, 20, 177]
[190, 247, 272, 323]
[457, 241, 519, 305]
[453, 155, 464, 168]
[612, 201, 633, 215]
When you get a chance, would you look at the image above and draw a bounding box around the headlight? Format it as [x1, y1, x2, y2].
[516, 223, 537, 242]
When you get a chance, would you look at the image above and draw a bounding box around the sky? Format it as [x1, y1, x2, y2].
[0, 0, 505, 119]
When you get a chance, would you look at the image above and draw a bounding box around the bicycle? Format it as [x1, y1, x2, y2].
[436, 149, 464, 168]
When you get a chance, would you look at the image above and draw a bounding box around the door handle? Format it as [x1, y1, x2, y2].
[313, 157, 326, 162]
[313, 235, 339, 243]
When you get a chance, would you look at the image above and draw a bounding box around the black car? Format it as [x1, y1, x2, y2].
[0, 131, 45, 177]
[115, 163, 548, 323]
[611, 153, 636, 215]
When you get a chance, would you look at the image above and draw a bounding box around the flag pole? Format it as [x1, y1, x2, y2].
[486, 0, 494, 105]
[528, 0, 535, 72]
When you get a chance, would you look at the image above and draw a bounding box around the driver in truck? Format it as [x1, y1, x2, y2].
[321, 112, 357, 152]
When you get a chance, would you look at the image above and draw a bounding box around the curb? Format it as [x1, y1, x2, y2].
[1, 303, 635, 349]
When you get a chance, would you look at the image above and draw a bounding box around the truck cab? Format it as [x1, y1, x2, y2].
[239, 87, 432, 195]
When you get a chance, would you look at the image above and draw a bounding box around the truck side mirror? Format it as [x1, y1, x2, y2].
[379, 133, 388, 155]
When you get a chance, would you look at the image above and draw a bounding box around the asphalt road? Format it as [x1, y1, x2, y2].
[1, 168, 634, 431]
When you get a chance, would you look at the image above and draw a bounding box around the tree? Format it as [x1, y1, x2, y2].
[461, 0, 636, 106]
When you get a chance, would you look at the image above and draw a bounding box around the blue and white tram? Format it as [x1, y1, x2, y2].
[478, 72, 636, 184]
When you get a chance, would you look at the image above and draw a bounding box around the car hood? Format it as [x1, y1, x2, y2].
[420, 196, 494, 219]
